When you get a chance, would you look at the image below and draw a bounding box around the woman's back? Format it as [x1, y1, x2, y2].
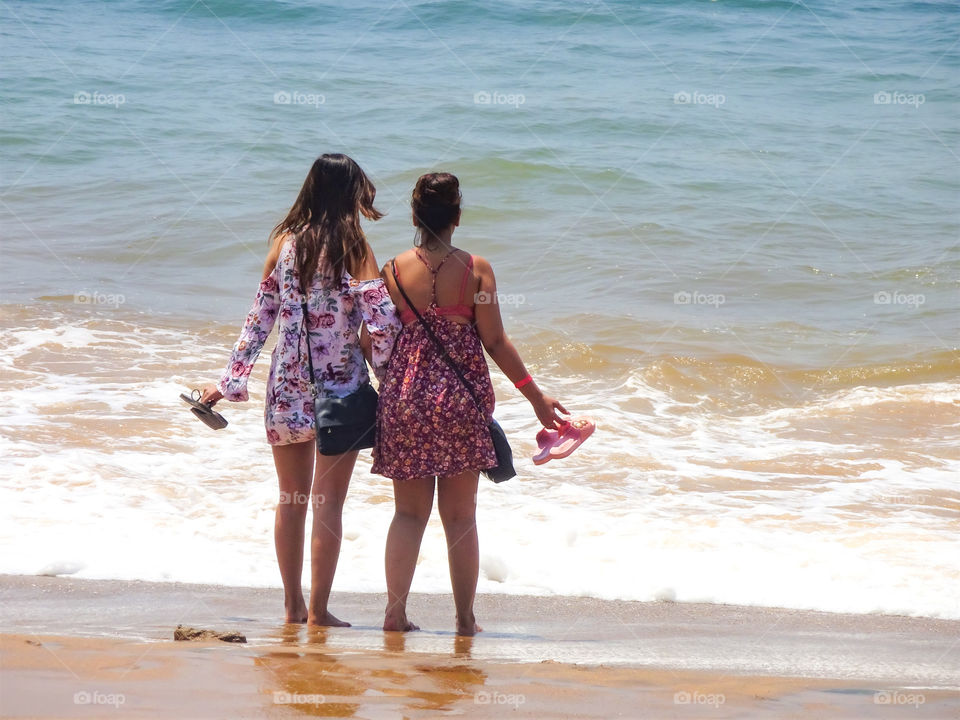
[217, 234, 399, 408]
[375, 170, 569, 638]
[389, 247, 479, 325]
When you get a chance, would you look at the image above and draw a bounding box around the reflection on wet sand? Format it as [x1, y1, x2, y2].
[279, 623, 302, 646]
[381, 630, 406, 655]
[453, 634, 474, 659]
[254, 625, 488, 717]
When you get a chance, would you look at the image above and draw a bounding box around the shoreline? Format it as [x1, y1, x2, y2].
[2, 575, 958, 718]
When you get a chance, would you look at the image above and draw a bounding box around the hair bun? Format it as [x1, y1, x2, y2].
[412, 172, 461, 242]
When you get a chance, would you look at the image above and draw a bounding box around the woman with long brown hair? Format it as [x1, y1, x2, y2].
[373, 172, 568, 636]
[201, 154, 400, 626]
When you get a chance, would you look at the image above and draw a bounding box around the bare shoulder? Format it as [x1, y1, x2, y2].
[273, 230, 294, 248]
[470, 253, 495, 277]
[262, 231, 291, 279]
[270, 230, 294, 259]
[380, 257, 396, 277]
[386, 248, 415, 270]
[352, 242, 382, 282]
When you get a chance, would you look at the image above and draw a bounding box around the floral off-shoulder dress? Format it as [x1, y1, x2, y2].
[217, 237, 401, 446]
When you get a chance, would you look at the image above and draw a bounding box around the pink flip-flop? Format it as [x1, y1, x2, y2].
[549, 418, 595, 460]
[532, 427, 561, 465]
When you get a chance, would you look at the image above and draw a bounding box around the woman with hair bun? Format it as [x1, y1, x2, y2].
[373, 172, 568, 636]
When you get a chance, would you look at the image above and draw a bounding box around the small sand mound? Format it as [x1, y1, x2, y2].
[173, 624, 246, 643]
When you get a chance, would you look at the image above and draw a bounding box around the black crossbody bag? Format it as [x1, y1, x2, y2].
[391, 261, 515, 483]
[301, 300, 378, 456]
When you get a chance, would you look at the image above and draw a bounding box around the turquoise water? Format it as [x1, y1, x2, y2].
[2, 0, 957, 364]
[1, 2, 959, 618]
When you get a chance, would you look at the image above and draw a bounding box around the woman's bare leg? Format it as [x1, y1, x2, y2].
[437, 469, 482, 636]
[308, 450, 358, 627]
[383, 476, 435, 631]
[271, 440, 315, 623]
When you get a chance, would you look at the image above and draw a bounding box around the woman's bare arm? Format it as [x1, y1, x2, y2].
[473, 256, 567, 428]
[261, 232, 287, 281]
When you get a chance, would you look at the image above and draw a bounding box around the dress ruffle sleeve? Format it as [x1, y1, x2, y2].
[352, 278, 401, 383]
[217, 264, 282, 402]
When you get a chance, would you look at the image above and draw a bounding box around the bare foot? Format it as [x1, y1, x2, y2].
[285, 598, 308, 624]
[307, 611, 351, 628]
[383, 613, 420, 632]
[456, 614, 482, 636]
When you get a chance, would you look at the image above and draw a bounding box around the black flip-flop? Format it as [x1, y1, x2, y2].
[180, 389, 228, 430]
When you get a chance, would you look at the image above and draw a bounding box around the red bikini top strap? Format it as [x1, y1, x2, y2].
[415, 249, 453, 305]
[413, 250, 433, 273]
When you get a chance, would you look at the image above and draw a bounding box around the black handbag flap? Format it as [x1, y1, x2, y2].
[313, 383, 378, 428]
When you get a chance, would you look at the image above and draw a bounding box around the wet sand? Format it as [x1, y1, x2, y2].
[1, 575, 957, 718]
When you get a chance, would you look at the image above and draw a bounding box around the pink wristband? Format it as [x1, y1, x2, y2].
[514, 374, 533, 389]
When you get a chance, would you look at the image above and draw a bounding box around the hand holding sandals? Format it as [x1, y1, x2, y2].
[200, 384, 223, 406]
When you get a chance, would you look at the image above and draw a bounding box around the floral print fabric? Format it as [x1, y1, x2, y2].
[372, 310, 497, 481]
[218, 237, 401, 446]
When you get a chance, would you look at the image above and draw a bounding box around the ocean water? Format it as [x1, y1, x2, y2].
[1, 1, 958, 620]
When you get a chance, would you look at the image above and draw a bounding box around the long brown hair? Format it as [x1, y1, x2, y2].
[411, 172, 461, 249]
[270, 154, 382, 292]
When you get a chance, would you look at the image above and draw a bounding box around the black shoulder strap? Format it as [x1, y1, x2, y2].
[301, 300, 319, 396]
[390, 260, 487, 420]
